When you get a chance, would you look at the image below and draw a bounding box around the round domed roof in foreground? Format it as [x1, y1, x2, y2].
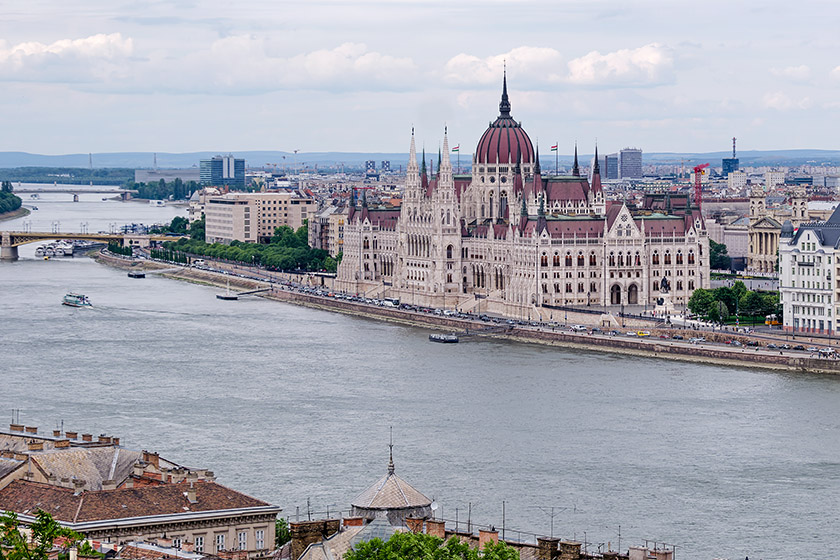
[781, 219, 795, 238]
[350, 449, 432, 525]
[475, 74, 534, 166]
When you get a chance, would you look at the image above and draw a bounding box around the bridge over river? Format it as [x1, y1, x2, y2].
[0, 230, 179, 261]
[18, 187, 138, 201]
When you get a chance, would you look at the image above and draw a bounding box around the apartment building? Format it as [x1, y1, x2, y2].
[205, 191, 317, 244]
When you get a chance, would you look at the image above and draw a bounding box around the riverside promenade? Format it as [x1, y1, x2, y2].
[98, 251, 840, 375]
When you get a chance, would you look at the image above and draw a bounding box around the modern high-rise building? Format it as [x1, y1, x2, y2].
[603, 153, 619, 180]
[381, 161, 391, 172]
[365, 160, 376, 174]
[619, 148, 642, 179]
[200, 155, 245, 189]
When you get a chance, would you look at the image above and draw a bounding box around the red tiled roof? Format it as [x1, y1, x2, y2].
[0, 480, 270, 523]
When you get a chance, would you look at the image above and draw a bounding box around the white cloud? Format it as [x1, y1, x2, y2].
[0, 33, 133, 82]
[763, 91, 812, 110]
[443, 47, 565, 86]
[567, 43, 673, 86]
[830, 66, 840, 80]
[770, 65, 811, 80]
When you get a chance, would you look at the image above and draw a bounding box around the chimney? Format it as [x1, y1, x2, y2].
[558, 541, 582, 560]
[73, 479, 86, 494]
[537, 537, 560, 560]
[112, 437, 120, 446]
[142, 451, 160, 468]
[98, 435, 111, 444]
[53, 430, 62, 437]
[9, 424, 24, 433]
[27, 441, 44, 452]
[425, 520, 445, 539]
[66, 431, 78, 439]
[181, 540, 195, 553]
[157, 536, 173, 548]
[186, 484, 197, 504]
[204, 470, 215, 482]
[13, 453, 28, 461]
[403, 517, 423, 533]
[25, 426, 38, 434]
[69, 546, 78, 560]
[479, 529, 499, 549]
[290, 521, 336, 560]
[102, 479, 118, 491]
[81, 434, 93, 442]
[55, 439, 71, 449]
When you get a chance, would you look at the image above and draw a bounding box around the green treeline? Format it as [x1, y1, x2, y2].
[125, 179, 198, 200]
[107, 241, 132, 257]
[0, 167, 133, 185]
[688, 281, 780, 324]
[0, 181, 22, 213]
[163, 224, 339, 272]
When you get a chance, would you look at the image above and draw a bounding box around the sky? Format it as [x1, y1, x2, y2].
[3, 0, 840, 156]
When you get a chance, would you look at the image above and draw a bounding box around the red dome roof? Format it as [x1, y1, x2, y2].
[475, 75, 534, 165]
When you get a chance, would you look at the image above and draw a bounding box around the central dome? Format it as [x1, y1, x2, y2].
[475, 74, 535, 165]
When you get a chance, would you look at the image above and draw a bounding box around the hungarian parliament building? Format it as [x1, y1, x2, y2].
[336, 77, 710, 317]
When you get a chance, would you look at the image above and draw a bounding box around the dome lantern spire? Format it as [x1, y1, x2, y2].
[499, 63, 511, 117]
[388, 426, 395, 475]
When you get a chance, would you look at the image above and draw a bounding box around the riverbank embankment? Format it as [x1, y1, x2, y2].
[0, 207, 30, 222]
[95, 251, 840, 375]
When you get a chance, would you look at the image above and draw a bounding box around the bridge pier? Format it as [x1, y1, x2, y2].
[121, 192, 131, 201]
[1, 232, 18, 261]
[73, 193, 79, 202]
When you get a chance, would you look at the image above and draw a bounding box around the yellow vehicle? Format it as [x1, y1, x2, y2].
[637, 331, 651, 337]
[765, 314, 780, 326]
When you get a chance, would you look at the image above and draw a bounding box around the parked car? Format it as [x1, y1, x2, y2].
[571, 325, 587, 332]
[767, 343, 778, 349]
[672, 335, 684, 340]
[793, 345, 806, 351]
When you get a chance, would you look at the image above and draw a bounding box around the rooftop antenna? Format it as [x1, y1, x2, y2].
[732, 137, 737, 159]
[154, 153, 158, 171]
[89, 153, 93, 170]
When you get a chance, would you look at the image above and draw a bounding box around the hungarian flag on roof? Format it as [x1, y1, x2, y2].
[452, 145, 460, 152]
[550, 144, 558, 151]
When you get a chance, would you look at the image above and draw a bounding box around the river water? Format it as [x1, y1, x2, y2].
[2, 194, 839, 560]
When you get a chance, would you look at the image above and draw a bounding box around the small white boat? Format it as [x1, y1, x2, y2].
[62, 293, 91, 307]
[429, 333, 459, 343]
[45, 247, 55, 257]
[35, 246, 46, 257]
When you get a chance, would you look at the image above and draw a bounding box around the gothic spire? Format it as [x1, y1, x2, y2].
[520, 195, 527, 217]
[572, 143, 580, 177]
[499, 64, 511, 117]
[408, 127, 417, 171]
[421, 148, 426, 178]
[534, 142, 541, 175]
[593, 143, 600, 175]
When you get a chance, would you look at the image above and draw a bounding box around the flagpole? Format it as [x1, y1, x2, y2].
[555, 141, 558, 175]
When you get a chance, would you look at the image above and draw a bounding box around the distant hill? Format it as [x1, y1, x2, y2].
[2, 149, 840, 169]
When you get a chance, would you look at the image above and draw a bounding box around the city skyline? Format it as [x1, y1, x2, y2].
[3, 0, 840, 154]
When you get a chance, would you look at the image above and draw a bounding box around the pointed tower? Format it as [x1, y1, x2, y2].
[572, 143, 580, 177]
[590, 143, 606, 216]
[405, 127, 420, 201]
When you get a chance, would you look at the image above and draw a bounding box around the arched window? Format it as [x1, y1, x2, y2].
[635, 252, 641, 266]
[541, 254, 548, 267]
[363, 237, 369, 250]
[589, 253, 597, 266]
[664, 251, 672, 265]
[609, 253, 615, 266]
[653, 281, 659, 291]
[565, 254, 573, 267]
[553, 253, 560, 267]
[652, 251, 660, 265]
[577, 254, 585, 266]
[676, 251, 684, 265]
[446, 245, 453, 259]
[688, 251, 695, 265]
[618, 254, 624, 267]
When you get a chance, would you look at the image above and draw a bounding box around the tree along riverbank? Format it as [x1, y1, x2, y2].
[94, 251, 840, 375]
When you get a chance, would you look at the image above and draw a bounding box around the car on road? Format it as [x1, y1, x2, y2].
[637, 331, 651, 337]
[780, 344, 791, 349]
[625, 331, 637, 336]
[807, 346, 819, 352]
[792, 345, 806, 351]
[672, 335, 684, 340]
[689, 337, 706, 344]
[766, 343, 778, 349]
[571, 324, 587, 332]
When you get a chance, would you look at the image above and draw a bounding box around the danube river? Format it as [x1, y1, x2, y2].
[2, 195, 839, 559]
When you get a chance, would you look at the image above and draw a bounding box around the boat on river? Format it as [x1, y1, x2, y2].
[127, 270, 145, 279]
[429, 333, 459, 343]
[216, 279, 238, 300]
[62, 293, 91, 307]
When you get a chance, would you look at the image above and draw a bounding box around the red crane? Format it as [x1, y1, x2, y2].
[693, 163, 710, 209]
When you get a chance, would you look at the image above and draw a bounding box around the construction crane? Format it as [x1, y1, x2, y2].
[693, 163, 710, 209]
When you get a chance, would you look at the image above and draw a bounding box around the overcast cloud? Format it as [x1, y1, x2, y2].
[2, 0, 840, 155]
